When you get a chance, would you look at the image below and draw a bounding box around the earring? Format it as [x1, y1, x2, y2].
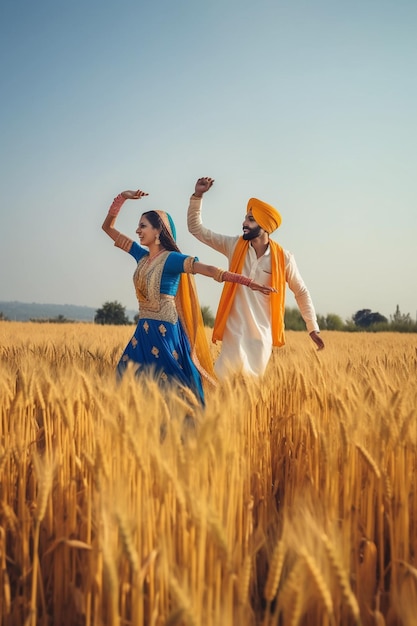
[155, 233, 161, 245]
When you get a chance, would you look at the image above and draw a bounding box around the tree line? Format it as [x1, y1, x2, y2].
[93, 302, 417, 333]
[1, 303, 416, 332]
[286, 305, 417, 333]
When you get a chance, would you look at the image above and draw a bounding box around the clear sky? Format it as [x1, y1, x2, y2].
[1, 0, 416, 322]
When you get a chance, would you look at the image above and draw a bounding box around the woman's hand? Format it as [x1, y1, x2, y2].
[121, 189, 149, 200]
[249, 282, 277, 295]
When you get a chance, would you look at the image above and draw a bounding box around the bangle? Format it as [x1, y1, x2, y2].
[114, 233, 133, 252]
[108, 194, 125, 217]
[213, 268, 225, 282]
[222, 271, 252, 286]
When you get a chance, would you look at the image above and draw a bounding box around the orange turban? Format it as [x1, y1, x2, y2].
[247, 197, 282, 233]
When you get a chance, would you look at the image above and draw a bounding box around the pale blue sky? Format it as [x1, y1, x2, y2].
[1, 0, 416, 321]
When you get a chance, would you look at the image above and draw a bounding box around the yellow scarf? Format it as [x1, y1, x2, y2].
[212, 237, 286, 347]
[176, 274, 217, 388]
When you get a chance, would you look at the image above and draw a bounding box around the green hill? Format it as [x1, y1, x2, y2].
[0, 301, 137, 322]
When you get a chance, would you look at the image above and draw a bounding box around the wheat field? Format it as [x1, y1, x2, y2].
[0, 321, 416, 626]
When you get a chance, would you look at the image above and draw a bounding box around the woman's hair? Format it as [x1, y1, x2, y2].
[142, 211, 181, 252]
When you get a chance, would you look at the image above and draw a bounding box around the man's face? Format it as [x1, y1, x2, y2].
[242, 210, 262, 240]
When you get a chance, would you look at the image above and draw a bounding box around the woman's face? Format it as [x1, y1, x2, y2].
[136, 215, 160, 247]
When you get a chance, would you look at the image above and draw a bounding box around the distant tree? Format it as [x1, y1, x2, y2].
[325, 313, 345, 331]
[390, 305, 412, 326]
[353, 309, 387, 328]
[316, 314, 326, 329]
[50, 314, 71, 323]
[343, 318, 358, 332]
[94, 301, 130, 325]
[352, 309, 371, 327]
[284, 307, 305, 331]
[369, 312, 388, 325]
[29, 315, 73, 323]
[0, 311, 9, 321]
[201, 305, 215, 328]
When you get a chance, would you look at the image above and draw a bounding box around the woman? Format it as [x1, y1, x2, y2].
[102, 189, 275, 405]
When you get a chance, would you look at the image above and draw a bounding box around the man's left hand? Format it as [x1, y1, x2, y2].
[310, 331, 325, 350]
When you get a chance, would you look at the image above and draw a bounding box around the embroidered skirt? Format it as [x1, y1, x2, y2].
[117, 317, 205, 404]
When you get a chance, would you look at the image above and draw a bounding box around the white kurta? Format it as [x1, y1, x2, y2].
[187, 195, 320, 377]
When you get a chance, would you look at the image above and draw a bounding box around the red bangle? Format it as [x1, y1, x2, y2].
[108, 194, 125, 217]
[223, 271, 252, 286]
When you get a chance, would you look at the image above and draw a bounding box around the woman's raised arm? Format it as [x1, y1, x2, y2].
[102, 189, 148, 242]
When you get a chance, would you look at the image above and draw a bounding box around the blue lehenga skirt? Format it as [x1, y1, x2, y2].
[116, 316, 205, 404]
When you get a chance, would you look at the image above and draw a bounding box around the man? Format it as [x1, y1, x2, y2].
[187, 177, 324, 378]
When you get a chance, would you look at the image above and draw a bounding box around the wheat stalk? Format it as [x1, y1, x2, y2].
[263, 539, 286, 603]
[300, 548, 334, 619]
[321, 532, 360, 623]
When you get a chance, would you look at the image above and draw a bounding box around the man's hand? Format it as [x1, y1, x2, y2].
[121, 189, 149, 200]
[310, 331, 325, 350]
[194, 177, 214, 197]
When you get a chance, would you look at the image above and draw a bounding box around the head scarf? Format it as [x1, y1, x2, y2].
[247, 198, 282, 233]
[155, 210, 177, 241]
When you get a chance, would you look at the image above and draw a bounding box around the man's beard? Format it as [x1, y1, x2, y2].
[242, 225, 262, 241]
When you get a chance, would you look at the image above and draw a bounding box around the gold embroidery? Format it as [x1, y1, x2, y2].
[143, 321, 149, 333]
[160, 372, 168, 382]
[134, 252, 169, 310]
[131, 337, 138, 347]
[133, 251, 179, 324]
[158, 324, 167, 336]
[172, 350, 179, 360]
[151, 347, 159, 358]
[122, 355, 129, 362]
[183, 256, 197, 274]
[140, 298, 177, 323]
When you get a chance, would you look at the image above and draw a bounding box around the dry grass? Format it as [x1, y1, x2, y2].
[0, 322, 417, 625]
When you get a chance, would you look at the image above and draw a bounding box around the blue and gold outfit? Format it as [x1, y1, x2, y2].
[115, 239, 215, 404]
